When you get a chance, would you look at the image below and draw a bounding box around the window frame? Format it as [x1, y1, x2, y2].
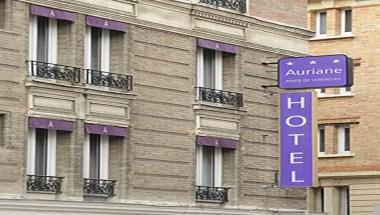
[316, 11, 327, 37]
[196, 47, 223, 90]
[337, 125, 350, 154]
[27, 128, 57, 176]
[341, 8, 352, 35]
[29, 15, 57, 65]
[196, 145, 222, 187]
[318, 125, 326, 155]
[85, 26, 110, 83]
[338, 186, 350, 215]
[83, 133, 109, 179]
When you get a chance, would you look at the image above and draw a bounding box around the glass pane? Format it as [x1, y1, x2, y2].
[89, 134, 101, 179]
[319, 127, 325, 153]
[344, 127, 350, 151]
[37, 16, 49, 62]
[319, 12, 327, 34]
[203, 49, 216, 89]
[91, 27, 102, 71]
[35, 128, 48, 176]
[345, 10, 352, 33]
[202, 146, 214, 187]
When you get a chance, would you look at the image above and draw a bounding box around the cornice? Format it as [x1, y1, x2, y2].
[191, 9, 248, 28]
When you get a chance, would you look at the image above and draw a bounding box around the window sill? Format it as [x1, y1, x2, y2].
[317, 93, 354, 99]
[310, 34, 354, 41]
[318, 153, 354, 158]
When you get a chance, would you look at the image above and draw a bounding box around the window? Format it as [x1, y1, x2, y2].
[341, 9, 352, 35]
[83, 134, 109, 179]
[197, 48, 222, 90]
[339, 86, 352, 95]
[196, 145, 222, 187]
[316, 88, 326, 96]
[29, 15, 57, 64]
[338, 186, 350, 215]
[315, 187, 325, 212]
[0, 0, 5, 29]
[85, 27, 110, 72]
[337, 125, 350, 153]
[316, 11, 327, 36]
[27, 128, 57, 176]
[318, 126, 325, 154]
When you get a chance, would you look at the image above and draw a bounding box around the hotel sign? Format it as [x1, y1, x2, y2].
[278, 54, 353, 89]
[280, 92, 313, 187]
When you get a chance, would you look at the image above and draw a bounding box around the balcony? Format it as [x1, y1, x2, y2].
[199, 0, 247, 13]
[197, 87, 243, 107]
[27, 61, 133, 91]
[83, 178, 116, 197]
[26, 175, 63, 193]
[28, 61, 81, 83]
[86, 69, 133, 91]
[195, 186, 229, 203]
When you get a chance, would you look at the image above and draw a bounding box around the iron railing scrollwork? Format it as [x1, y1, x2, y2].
[26, 175, 63, 193]
[199, 0, 247, 13]
[195, 186, 229, 203]
[83, 178, 116, 197]
[197, 87, 243, 107]
[86, 69, 133, 91]
[28, 61, 81, 83]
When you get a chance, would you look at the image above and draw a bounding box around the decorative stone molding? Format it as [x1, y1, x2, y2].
[191, 9, 248, 27]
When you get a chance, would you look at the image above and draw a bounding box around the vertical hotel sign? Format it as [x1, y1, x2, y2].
[280, 92, 313, 187]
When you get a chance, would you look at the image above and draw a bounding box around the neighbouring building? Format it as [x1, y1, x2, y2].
[307, 0, 380, 215]
[0, 0, 313, 214]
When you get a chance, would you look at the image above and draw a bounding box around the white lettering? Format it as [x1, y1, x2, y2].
[285, 115, 307, 127]
[290, 152, 304, 164]
[291, 171, 305, 183]
[287, 97, 305, 109]
[285, 69, 297, 76]
[288, 133, 305, 146]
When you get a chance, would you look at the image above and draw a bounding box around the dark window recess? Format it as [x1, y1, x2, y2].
[344, 10, 352, 33]
[37, 16, 49, 63]
[345, 127, 350, 151]
[319, 127, 325, 153]
[319, 12, 327, 34]
[0, 114, 4, 145]
[35, 128, 48, 176]
[0, 0, 5, 29]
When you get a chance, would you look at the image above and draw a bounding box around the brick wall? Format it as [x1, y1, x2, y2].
[249, 0, 307, 28]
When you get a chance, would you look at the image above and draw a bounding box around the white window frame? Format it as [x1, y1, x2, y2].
[339, 186, 349, 215]
[28, 15, 57, 74]
[196, 48, 223, 90]
[341, 9, 352, 35]
[337, 125, 350, 154]
[84, 27, 110, 83]
[27, 128, 57, 176]
[83, 134, 109, 179]
[196, 145, 222, 187]
[316, 11, 327, 37]
[318, 126, 325, 155]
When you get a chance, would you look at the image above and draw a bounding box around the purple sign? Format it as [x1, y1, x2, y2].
[280, 92, 313, 187]
[278, 54, 353, 89]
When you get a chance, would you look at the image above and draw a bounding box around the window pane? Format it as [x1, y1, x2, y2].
[91, 27, 102, 71]
[339, 187, 349, 215]
[320, 88, 326, 93]
[37, 16, 49, 62]
[0, 0, 5, 29]
[316, 187, 324, 212]
[345, 10, 352, 33]
[89, 134, 101, 179]
[203, 49, 216, 89]
[202, 145, 214, 187]
[319, 12, 327, 35]
[35, 128, 48, 176]
[345, 127, 350, 151]
[319, 127, 325, 153]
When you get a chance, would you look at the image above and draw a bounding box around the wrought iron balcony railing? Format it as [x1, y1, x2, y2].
[195, 186, 229, 203]
[83, 178, 116, 197]
[197, 87, 243, 107]
[26, 175, 63, 193]
[28, 61, 81, 83]
[86, 69, 133, 91]
[199, 0, 247, 13]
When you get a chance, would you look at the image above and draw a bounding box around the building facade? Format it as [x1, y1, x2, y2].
[0, 0, 312, 214]
[307, 0, 380, 214]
